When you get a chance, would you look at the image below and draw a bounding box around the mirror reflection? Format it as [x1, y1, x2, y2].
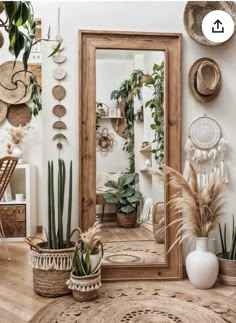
[96, 49, 165, 265]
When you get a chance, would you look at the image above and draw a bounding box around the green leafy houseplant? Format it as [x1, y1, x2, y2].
[218, 215, 236, 260]
[103, 173, 142, 214]
[0, 1, 61, 116]
[47, 159, 73, 249]
[110, 70, 143, 173]
[144, 61, 164, 169]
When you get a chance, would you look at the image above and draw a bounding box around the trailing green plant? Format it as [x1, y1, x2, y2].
[72, 223, 103, 276]
[110, 70, 143, 172]
[47, 159, 73, 249]
[219, 215, 236, 260]
[144, 61, 164, 170]
[103, 173, 142, 214]
[0, 1, 61, 115]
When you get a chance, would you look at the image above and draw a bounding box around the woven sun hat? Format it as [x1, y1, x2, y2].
[0, 100, 8, 124]
[184, 1, 236, 46]
[189, 58, 221, 103]
[0, 61, 32, 104]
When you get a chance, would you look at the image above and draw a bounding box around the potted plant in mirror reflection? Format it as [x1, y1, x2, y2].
[144, 61, 164, 170]
[164, 162, 225, 289]
[218, 215, 236, 286]
[5, 124, 31, 161]
[67, 222, 103, 301]
[103, 173, 142, 228]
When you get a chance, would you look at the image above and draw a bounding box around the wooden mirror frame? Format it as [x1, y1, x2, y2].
[79, 30, 182, 281]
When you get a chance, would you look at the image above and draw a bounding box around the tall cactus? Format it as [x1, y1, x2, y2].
[47, 159, 73, 249]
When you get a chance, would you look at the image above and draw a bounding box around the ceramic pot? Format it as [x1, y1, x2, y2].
[12, 144, 23, 162]
[186, 237, 219, 289]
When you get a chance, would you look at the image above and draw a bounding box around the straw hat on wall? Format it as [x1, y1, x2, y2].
[184, 1, 236, 46]
[189, 58, 221, 103]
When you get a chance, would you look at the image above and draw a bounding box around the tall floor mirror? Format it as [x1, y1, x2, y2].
[79, 31, 182, 281]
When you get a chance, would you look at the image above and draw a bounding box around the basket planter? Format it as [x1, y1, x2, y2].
[26, 239, 75, 297]
[217, 254, 236, 286]
[117, 212, 137, 228]
[67, 270, 101, 301]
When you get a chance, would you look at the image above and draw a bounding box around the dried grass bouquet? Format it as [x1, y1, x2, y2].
[165, 162, 225, 249]
[6, 124, 31, 145]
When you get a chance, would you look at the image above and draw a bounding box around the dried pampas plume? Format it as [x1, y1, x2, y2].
[80, 222, 102, 252]
[164, 162, 225, 251]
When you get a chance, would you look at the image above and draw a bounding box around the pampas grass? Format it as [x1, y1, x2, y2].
[80, 222, 102, 253]
[165, 162, 225, 250]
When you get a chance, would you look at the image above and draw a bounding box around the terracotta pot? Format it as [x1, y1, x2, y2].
[117, 212, 137, 228]
[140, 74, 151, 83]
[217, 254, 236, 286]
[67, 270, 101, 301]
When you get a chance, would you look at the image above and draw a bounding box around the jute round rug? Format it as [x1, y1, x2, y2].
[30, 281, 236, 323]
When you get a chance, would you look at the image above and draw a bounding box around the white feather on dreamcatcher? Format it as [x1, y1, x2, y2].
[184, 115, 228, 188]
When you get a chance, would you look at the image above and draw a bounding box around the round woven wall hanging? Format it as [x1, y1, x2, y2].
[53, 104, 67, 117]
[7, 103, 32, 126]
[183, 1, 236, 46]
[52, 55, 67, 64]
[0, 61, 32, 104]
[0, 100, 8, 124]
[52, 85, 66, 100]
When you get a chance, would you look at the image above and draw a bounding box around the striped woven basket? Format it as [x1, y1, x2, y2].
[218, 254, 236, 286]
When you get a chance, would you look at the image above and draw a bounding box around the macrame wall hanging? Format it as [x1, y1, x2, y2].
[52, 8, 67, 153]
[184, 115, 228, 188]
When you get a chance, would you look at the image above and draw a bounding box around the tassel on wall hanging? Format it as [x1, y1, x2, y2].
[184, 115, 228, 188]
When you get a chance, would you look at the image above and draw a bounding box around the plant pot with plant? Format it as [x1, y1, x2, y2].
[103, 173, 142, 228]
[218, 215, 236, 286]
[26, 159, 77, 297]
[67, 222, 103, 301]
[165, 162, 225, 289]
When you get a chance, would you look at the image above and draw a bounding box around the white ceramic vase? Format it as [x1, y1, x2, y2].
[12, 144, 23, 162]
[186, 237, 219, 289]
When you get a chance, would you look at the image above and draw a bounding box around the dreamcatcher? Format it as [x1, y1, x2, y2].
[184, 115, 228, 187]
[96, 128, 116, 157]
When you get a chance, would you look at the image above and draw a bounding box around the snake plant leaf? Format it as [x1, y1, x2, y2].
[53, 133, 67, 141]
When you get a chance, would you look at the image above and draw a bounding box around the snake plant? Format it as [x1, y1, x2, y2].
[47, 159, 73, 249]
[218, 215, 236, 260]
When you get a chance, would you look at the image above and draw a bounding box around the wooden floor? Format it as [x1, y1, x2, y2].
[0, 241, 235, 322]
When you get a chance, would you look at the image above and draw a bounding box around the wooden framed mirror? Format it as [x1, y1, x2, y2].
[79, 30, 182, 281]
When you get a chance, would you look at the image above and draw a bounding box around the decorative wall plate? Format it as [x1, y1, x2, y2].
[52, 104, 67, 117]
[0, 61, 32, 104]
[189, 116, 221, 149]
[53, 120, 67, 129]
[0, 100, 8, 124]
[52, 55, 67, 64]
[52, 85, 66, 100]
[53, 68, 67, 80]
[7, 103, 32, 126]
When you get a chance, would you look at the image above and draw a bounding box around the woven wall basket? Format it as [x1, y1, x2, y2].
[26, 238, 75, 297]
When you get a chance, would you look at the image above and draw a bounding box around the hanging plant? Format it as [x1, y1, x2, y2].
[144, 61, 164, 170]
[111, 70, 143, 173]
[0, 1, 61, 116]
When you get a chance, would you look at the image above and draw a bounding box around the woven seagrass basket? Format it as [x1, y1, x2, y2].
[26, 237, 76, 297]
[67, 270, 101, 302]
[218, 254, 236, 286]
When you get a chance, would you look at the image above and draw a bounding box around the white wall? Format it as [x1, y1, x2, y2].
[32, 1, 236, 253]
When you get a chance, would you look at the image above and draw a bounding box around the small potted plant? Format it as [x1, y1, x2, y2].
[103, 173, 142, 228]
[218, 215, 236, 286]
[26, 159, 78, 297]
[67, 222, 103, 301]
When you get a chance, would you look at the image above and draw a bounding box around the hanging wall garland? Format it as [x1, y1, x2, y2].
[52, 8, 67, 152]
[184, 115, 228, 188]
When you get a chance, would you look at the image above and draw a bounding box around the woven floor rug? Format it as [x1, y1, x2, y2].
[103, 241, 165, 264]
[30, 281, 236, 322]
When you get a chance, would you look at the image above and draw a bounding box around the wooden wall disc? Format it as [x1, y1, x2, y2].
[7, 103, 32, 126]
[57, 142, 63, 149]
[53, 121, 67, 129]
[0, 100, 8, 124]
[52, 104, 67, 117]
[52, 55, 67, 64]
[52, 85, 66, 100]
[53, 68, 67, 80]
[0, 30, 4, 49]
